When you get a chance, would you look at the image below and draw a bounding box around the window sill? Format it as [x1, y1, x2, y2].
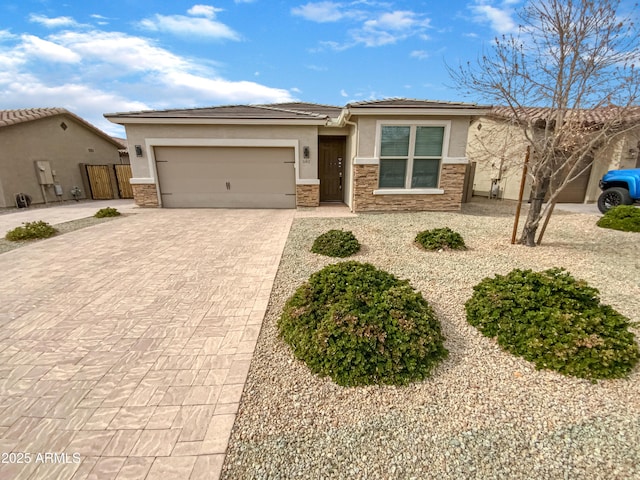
[373, 188, 444, 195]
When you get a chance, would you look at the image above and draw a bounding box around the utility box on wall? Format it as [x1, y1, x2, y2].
[35, 160, 54, 185]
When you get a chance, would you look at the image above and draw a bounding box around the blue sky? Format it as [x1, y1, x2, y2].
[1, 0, 525, 136]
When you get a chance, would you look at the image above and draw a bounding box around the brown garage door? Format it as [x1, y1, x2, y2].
[554, 160, 592, 203]
[154, 146, 296, 208]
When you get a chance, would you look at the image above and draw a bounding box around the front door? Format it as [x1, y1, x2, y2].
[319, 136, 346, 202]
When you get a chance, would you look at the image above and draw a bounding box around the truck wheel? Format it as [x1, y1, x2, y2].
[597, 187, 632, 213]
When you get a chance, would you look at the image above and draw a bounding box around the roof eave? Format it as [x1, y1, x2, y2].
[104, 116, 329, 126]
[347, 107, 492, 116]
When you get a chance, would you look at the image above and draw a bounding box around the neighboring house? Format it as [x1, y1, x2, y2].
[0, 108, 126, 208]
[468, 107, 640, 203]
[105, 99, 490, 212]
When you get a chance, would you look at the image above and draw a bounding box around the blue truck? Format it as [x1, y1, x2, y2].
[597, 168, 640, 213]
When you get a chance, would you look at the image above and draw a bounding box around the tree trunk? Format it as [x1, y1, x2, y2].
[519, 177, 549, 246]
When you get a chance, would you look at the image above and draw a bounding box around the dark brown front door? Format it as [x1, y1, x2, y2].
[319, 136, 346, 202]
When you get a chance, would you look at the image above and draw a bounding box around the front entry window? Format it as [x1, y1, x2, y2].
[379, 125, 445, 189]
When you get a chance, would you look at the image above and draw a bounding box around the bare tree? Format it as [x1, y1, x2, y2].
[450, 0, 640, 246]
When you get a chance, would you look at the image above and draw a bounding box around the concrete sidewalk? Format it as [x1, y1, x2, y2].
[0, 200, 142, 233]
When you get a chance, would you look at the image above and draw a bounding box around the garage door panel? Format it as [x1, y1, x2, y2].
[154, 146, 296, 208]
[161, 192, 295, 208]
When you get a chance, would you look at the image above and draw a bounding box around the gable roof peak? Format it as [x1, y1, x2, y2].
[0, 107, 121, 147]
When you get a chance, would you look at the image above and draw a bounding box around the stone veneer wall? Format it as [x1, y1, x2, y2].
[132, 184, 159, 207]
[352, 164, 466, 212]
[296, 184, 320, 207]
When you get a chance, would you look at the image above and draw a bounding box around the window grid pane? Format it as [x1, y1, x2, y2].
[411, 159, 440, 188]
[381, 126, 410, 156]
[414, 126, 444, 156]
[379, 159, 407, 188]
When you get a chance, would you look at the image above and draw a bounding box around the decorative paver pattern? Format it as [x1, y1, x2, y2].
[0, 208, 293, 480]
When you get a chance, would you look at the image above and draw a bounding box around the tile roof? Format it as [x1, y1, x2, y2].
[0, 108, 122, 147]
[106, 104, 334, 120]
[347, 98, 487, 109]
[106, 99, 490, 121]
[0, 108, 69, 127]
[490, 105, 640, 127]
[257, 102, 343, 117]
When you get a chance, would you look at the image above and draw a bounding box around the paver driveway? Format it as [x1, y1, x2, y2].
[0, 208, 294, 480]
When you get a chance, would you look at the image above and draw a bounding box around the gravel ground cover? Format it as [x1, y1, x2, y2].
[222, 202, 640, 480]
[0, 215, 122, 254]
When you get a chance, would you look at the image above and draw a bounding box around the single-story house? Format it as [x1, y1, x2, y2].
[0, 108, 126, 208]
[105, 99, 490, 212]
[468, 107, 640, 203]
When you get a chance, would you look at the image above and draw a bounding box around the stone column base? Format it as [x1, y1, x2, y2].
[296, 184, 320, 207]
[132, 184, 159, 207]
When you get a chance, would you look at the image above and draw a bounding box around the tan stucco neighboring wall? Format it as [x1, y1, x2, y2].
[467, 117, 530, 200]
[585, 125, 640, 202]
[0, 115, 121, 207]
[123, 123, 319, 182]
[469, 118, 640, 203]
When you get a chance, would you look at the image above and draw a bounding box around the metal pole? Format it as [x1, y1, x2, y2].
[511, 146, 530, 244]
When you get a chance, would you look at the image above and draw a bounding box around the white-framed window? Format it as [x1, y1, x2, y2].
[377, 122, 449, 190]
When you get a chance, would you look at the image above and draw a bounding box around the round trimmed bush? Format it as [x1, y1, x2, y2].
[596, 205, 640, 232]
[311, 229, 361, 257]
[465, 268, 639, 381]
[278, 261, 448, 386]
[5, 221, 57, 241]
[415, 227, 466, 251]
[95, 207, 121, 218]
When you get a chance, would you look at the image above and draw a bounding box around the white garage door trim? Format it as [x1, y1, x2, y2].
[143, 138, 301, 207]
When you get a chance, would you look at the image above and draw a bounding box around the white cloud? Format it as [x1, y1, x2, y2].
[469, 1, 518, 34]
[364, 11, 429, 31]
[187, 5, 223, 18]
[161, 71, 293, 103]
[21, 35, 81, 63]
[292, 2, 346, 22]
[140, 7, 240, 40]
[0, 29, 17, 40]
[50, 31, 191, 73]
[340, 89, 348, 97]
[306, 64, 327, 71]
[29, 14, 79, 28]
[0, 27, 295, 134]
[293, 3, 431, 48]
[410, 50, 429, 60]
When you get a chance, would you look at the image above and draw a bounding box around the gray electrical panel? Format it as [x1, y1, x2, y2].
[35, 161, 54, 185]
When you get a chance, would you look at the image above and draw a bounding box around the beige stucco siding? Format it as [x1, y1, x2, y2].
[0, 115, 120, 207]
[123, 124, 319, 182]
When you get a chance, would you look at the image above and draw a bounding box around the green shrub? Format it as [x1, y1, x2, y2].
[95, 207, 121, 218]
[278, 261, 448, 386]
[311, 229, 361, 257]
[465, 268, 639, 381]
[5, 221, 57, 241]
[597, 205, 640, 232]
[415, 227, 466, 251]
